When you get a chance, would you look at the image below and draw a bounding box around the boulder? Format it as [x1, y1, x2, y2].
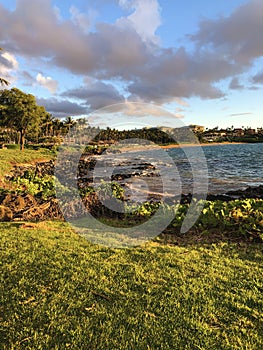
[2, 194, 26, 212]
[0, 205, 13, 221]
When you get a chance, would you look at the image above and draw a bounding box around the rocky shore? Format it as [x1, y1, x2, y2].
[180, 185, 263, 204]
[0, 158, 262, 222]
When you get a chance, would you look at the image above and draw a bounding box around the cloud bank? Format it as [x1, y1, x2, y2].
[0, 0, 263, 117]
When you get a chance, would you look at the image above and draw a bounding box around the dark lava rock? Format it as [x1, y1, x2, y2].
[174, 185, 263, 204]
[225, 185, 263, 199]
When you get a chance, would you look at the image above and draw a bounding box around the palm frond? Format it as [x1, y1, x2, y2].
[0, 77, 10, 86]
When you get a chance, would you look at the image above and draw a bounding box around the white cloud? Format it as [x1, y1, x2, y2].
[88, 101, 180, 128]
[123, 101, 172, 117]
[53, 5, 62, 22]
[36, 73, 58, 93]
[0, 51, 19, 84]
[119, 0, 133, 9]
[118, 0, 161, 45]
[174, 113, 184, 119]
[1, 52, 19, 70]
[70, 6, 91, 33]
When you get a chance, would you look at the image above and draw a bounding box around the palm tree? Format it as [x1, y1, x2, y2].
[0, 77, 9, 86]
[52, 118, 64, 137]
[41, 113, 54, 137]
[0, 48, 10, 86]
[64, 116, 76, 133]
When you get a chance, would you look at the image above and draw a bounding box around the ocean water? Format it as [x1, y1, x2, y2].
[167, 143, 263, 194]
[89, 142, 263, 198]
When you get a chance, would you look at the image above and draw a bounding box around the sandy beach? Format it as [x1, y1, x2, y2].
[160, 142, 246, 149]
[110, 141, 247, 153]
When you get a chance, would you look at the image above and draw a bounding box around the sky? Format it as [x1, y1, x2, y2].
[0, 0, 263, 130]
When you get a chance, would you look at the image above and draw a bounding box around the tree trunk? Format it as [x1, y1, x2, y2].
[19, 129, 25, 151]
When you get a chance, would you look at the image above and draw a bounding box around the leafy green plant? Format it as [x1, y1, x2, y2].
[13, 173, 56, 200]
[172, 199, 263, 241]
[96, 180, 124, 201]
[132, 201, 160, 217]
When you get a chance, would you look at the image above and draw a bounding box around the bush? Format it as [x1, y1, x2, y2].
[5, 144, 19, 150]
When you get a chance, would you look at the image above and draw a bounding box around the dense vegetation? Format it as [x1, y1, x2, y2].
[0, 88, 87, 150]
[0, 88, 49, 150]
[93, 127, 177, 144]
[0, 153, 261, 243]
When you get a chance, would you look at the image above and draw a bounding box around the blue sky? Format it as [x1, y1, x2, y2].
[0, 0, 262, 129]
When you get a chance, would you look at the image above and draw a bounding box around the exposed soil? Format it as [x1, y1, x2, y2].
[0, 193, 63, 221]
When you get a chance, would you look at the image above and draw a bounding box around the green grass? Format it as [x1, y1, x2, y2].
[0, 148, 54, 182]
[1, 221, 262, 349]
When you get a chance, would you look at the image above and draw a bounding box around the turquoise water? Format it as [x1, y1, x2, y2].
[168, 143, 263, 194]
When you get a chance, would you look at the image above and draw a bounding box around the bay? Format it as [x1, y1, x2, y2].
[89, 142, 263, 199]
[167, 143, 263, 194]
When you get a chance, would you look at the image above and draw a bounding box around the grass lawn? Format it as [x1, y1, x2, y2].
[1, 221, 262, 349]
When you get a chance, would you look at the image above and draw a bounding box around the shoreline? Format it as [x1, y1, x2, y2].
[160, 142, 247, 149]
[112, 141, 248, 153]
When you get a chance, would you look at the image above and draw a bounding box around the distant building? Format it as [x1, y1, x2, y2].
[188, 124, 205, 133]
[245, 128, 256, 135]
[159, 126, 174, 133]
[202, 133, 221, 142]
[233, 128, 244, 137]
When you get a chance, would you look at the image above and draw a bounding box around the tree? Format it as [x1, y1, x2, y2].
[52, 118, 64, 137]
[0, 48, 10, 86]
[40, 112, 54, 137]
[64, 116, 76, 132]
[0, 76, 9, 86]
[0, 88, 46, 150]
